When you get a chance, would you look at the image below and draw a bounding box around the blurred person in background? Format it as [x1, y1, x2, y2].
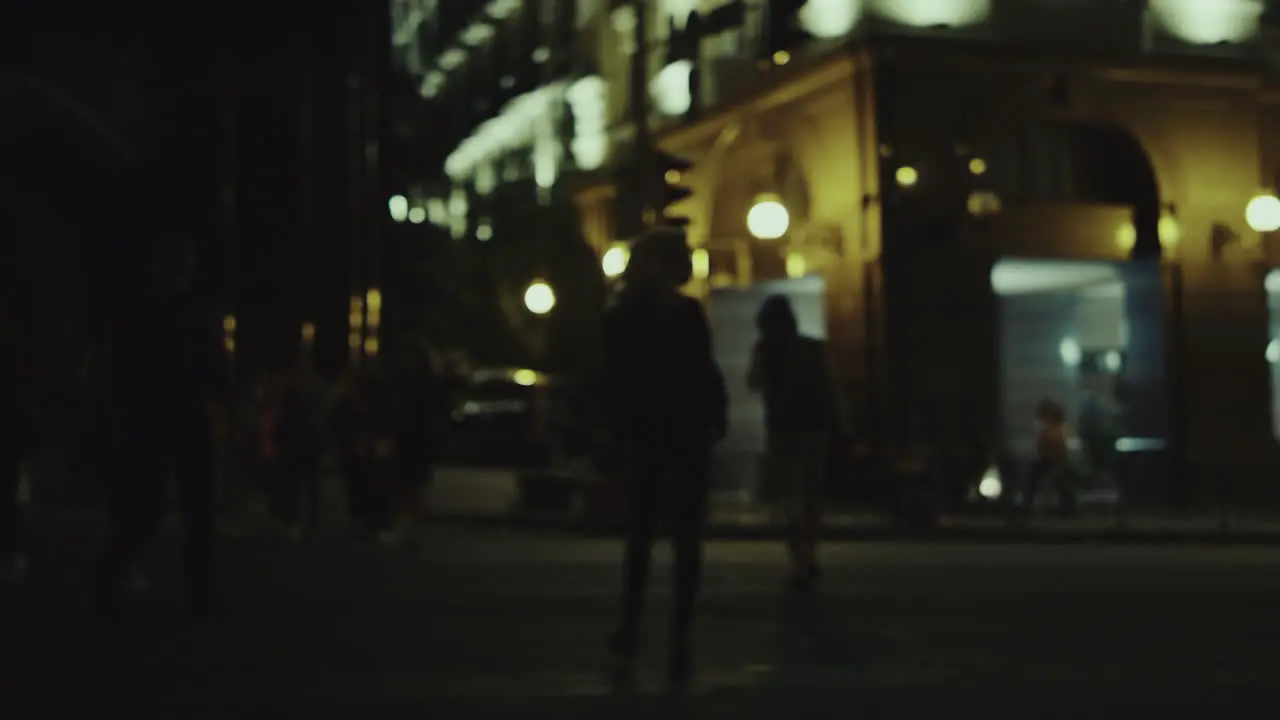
[331, 372, 375, 537]
[385, 348, 448, 553]
[92, 228, 226, 616]
[277, 379, 322, 540]
[747, 294, 840, 592]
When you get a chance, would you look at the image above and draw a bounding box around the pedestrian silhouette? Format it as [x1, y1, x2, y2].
[92, 230, 226, 616]
[747, 294, 838, 591]
[602, 230, 727, 691]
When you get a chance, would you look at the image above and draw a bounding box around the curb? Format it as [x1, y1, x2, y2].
[428, 513, 1280, 546]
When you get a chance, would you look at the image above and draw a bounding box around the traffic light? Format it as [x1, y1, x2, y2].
[654, 149, 693, 230]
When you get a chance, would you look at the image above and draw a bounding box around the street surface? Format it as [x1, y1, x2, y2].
[2, 520, 1280, 717]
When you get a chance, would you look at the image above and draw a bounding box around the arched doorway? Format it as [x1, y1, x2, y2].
[988, 120, 1170, 513]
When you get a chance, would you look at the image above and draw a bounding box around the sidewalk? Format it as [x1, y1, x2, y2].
[423, 467, 1280, 544]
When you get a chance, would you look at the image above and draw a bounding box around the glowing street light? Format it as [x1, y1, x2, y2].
[746, 193, 789, 240]
[408, 206, 426, 224]
[389, 195, 409, 223]
[524, 280, 556, 315]
[1246, 193, 1280, 233]
[602, 245, 629, 278]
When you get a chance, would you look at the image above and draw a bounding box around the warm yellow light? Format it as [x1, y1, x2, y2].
[366, 288, 382, 313]
[512, 369, 537, 387]
[967, 191, 1001, 217]
[301, 322, 316, 342]
[772, 50, 790, 65]
[895, 166, 919, 188]
[602, 244, 629, 278]
[524, 281, 556, 315]
[969, 158, 987, 176]
[223, 337, 235, 353]
[222, 315, 236, 333]
[746, 194, 789, 240]
[1158, 214, 1181, 249]
[349, 296, 363, 312]
[785, 252, 807, 279]
[664, 169, 681, 184]
[1246, 193, 1280, 233]
[364, 337, 379, 356]
[691, 248, 710, 280]
[407, 207, 426, 225]
[348, 312, 362, 329]
[348, 332, 361, 349]
[1115, 222, 1137, 252]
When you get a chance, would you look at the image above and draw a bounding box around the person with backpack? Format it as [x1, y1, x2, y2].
[747, 294, 840, 592]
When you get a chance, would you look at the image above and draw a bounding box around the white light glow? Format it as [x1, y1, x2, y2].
[602, 245, 629, 278]
[1104, 350, 1123, 372]
[419, 71, 445, 99]
[651, 61, 693, 117]
[461, 23, 496, 46]
[427, 197, 447, 226]
[1059, 337, 1082, 368]
[389, 195, 409, 222]
[664, 0, 697, 29]
[1266, 269, 1280, 294]
[747, 195, 790, 240]
[408, 206, 426, 224]
[978, 466, 1002, 500]
[532, 46, 551, 63]
[533, 133, 559, 189]
[1150, 0, 1262, 45]
[991, 259, 1121, 296]
[445, 83, 567, 182]
[475, 163, 496, 195]
[1268, 339, 1280, 364]
[439, 48, 467, 70]
[1247, 194, 1280, 233]
[567, 75, 609, 170]
[477, 220, 493, 241]
[800, 0, 865, 38]
[871, 0, 991, 28]
[448, 187, 468, 240]
[524, 281, 556, 315]
[485, 0, 522, 20]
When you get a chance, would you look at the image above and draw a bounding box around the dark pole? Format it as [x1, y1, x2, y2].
[219, 48, 238, 381]
[346, 48, 364, 373]
[299, 29, 315, 377]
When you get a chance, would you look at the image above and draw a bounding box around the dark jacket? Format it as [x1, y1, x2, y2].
[603, 289, 727, 445]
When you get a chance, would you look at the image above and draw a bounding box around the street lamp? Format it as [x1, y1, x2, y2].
[1246, 192, 1280, 233]
[602, 244, 629, 278]
[389, 195, 409, 223]
[524, 280, 556, 315]
[746, 193, 789, 240]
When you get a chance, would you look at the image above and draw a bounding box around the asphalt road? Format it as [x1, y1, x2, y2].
[2, 523, 1280, 717]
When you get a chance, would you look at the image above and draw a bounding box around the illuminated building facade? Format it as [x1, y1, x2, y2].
[403, 0, 1280, 514]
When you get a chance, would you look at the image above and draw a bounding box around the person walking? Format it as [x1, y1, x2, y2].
[92, 232, 226, 616]
[747, 294, 840, 591]
[603, 230, 727, 691]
